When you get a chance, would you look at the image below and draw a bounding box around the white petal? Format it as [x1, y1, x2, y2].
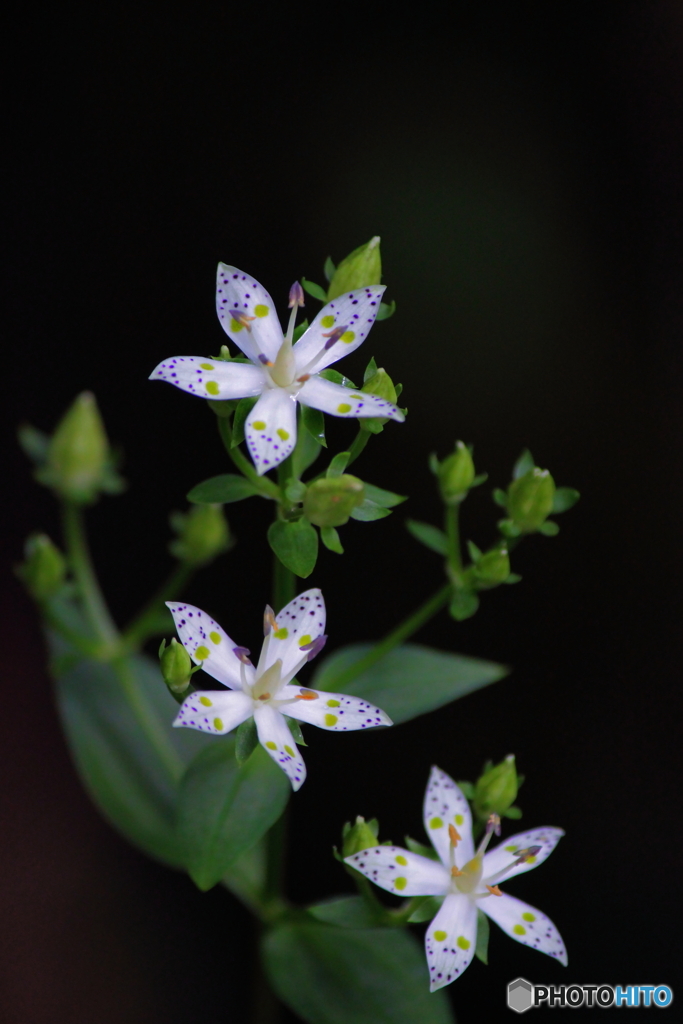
[149, 356, 264, 401]
[216, 264, 284, 362]
[481, 892, 568, 966]
[245, 388, 298, 475]
[423, 767, 475, 868]
[260, 588, 326, 679]
[344, 846, 449, 896]
[425, 893, 478, 991]
[298, 375, 404, 421]
[483, 827, 565, 885]
[281, 687, 392, 730]
[173, 689, 253, 736]
[253, 704, 306, 791]
[292, 286, 386, 374]
[167, 602, 250, 690]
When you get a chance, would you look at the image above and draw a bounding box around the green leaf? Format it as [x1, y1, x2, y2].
[292, 420, 321, 478]
[364, 356, 378, 382]
[467, 539, 483, 562]
[283, 716, 307, 746]
[327, 452, 350, 478]
[552, 487, 580, 513]
[18, 423, 49, 465]
[319, 368, 358, 388]
[407, 894, 445, 923]
[232, 397, 258, 448]
[404, 835, 440, 860]
[235, 717, 259, 766]
[321, 526, 344, 554]
[362, 482, 407, 508]
[504, 572, 523, 584]
[53, 637, 211, 867]
[285, 480, 307, 504]
[307, 895, 379, 928]
[475, 909, 490, 964]
[406, 519, 448, 556]
[176, 739, 289, 890]
[350, 500, 391, 522]
[538, 520, 560, 536]
[376, 299, 396, 321]
[449, 588, 480, 621]
[358, 416, 384, 434]
[512, 449, 535, 480]
[456, 780, 475, 799]
[312, 643, 508, 724]
[492, 488, 508, 509]
[503, 805, 523, 819]
[187, 473, 260, 504]
[323, 257, 336, 283]
[262, 923, 454, 1024]
[302, 278, 329, 302]
[268, 518, 319, 577]
[301, 404, 327, 447]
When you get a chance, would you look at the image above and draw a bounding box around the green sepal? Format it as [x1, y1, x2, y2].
[406, 519, 448, 556]
[407, 894, 445, 924]
[492, 488, 508, 509]
[552, 487, 580, 513]
[504, 572, 523, 584]
[301, 278, 329, 302]
[301, 404, 327, 447]
[362, 482, 406, 508]
[313, 643, 508, 725]
[467, 539, 483, 561]
[498, 519, 521, 538]
[283, 716, 307, 746]
[404, 836, 440, 861]
[512, 449, 535, 479]
[187, 473, 261, 504]
[349, 500, 391, 522]
[475, 909, 490, 964]
[176, 739, 290, 891]
[307, 896, 380, 929]
[376, 299, 396, 320]
[327, 452, 351, 478]
[538, 520, 560, 536]
[321, 526, 344, 554]
[364, 356, 378, 381]
[291, 418, 321, 477]
[268, 517, 319, 578]
[471, 472, 488, 487]
[262, 923, 455, 1024]
[323, 256, 336, 283]
[503, 805, 523, 819]
[456, 780, 475, 799]
[319, 368, 358, 388]
[231, 396, 258, 447]
[18, 423, 49, 465]
[235, 718, 259, 767]
[449, 588, 480, 621]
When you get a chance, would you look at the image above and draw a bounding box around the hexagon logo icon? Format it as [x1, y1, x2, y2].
[508, 977, 534, 1013]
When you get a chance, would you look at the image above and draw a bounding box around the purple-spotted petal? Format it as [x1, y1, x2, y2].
[292, 285, 385, 373]
[344, 846, 449, 897]
[149, 356, 264, 401]
[258, 588, 326, 679]
[245, 388, 298, 475]
[423, 767, 475, 868]
[481, 892, 568, 966]
[173, 688, 253, 736]
[482, 827, 565, 886]
[425, 893, 478, 991]
[280, 687, 392, 731]
[297, 375, 404, 421]
[253, 704, 306, 791]
[166, 602, 250, 690]
[216, 264, 284, 363]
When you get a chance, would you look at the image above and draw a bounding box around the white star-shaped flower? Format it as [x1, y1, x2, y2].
[345, 766, 567, 990]
[167, 588, 392, 790]
[150, 266, 404, 474]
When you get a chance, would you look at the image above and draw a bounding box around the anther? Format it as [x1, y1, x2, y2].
[233, 646, 252, 665]
[514, 845, 541, 865]
[486, 814, 502, 837]
[289, 281, 305, 308]
[296, 373, 311, 383]
[263, 605, 278, 635]
[448, 824, 461, 847]
[294, 688, 318, 701]
[230, 310, 256, 331]
[450, 866, 463, 877]
[322, 325, 348, 350]
[486, 885, 502, 896]
[258, 693, 270, 701]
[299, 634, 328, 661]
[258, 353, 274, 367]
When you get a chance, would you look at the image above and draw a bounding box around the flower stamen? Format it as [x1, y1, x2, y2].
[294, 688, 318, 701]
[486, 884, 502, 896]
[448, 824, 461, 848]
[230, 310, 256, 331]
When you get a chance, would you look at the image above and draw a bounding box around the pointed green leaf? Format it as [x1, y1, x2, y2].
[321, 526, 344, 554]
[349, 500, 391, 522]
[323, 257, 336, 283]
[319, 368, 358, 388]
[262, 923, 454, 1024]
[449, 588, 480, 621]
[18, 423, 50, 465]
[301, 404, 327, 447]
[407, 894, 445, 923]
[312, 643, 508, 724]
[512, 449, 535, 479]
[552, 487, 580, 513]
[364, 356, 378, 382]
[292, 420, 321, 478]
[406, 519, 448, 556]
[475, 909, 490, 964]
[187, 474, 260, 504]
[232, 397, 258, 448]
[307, 896, 379, 928]
[283, 716, 307, 746]
[467, 539, 483, 562]
[376, 299, 396, 321]
[301, 278, 329, 302]
[404, 836, 440, 861]
[235, 717, 259, 767]
[176, 739, 289, 890]
[268, 518, 319, 578]
[538, 520, 560, 536]
[327, 452, 350, 478]
[492, 488, 508, 509]
[362, 482, 407, 508]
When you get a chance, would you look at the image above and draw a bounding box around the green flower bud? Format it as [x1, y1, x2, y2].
[473, 755, 519, 820]
[473, 546, 510, 589]
[438, 442, 475, 503]
[43, 392, 110, 503]
[17, 533, 66, 601]
[358, 367, 399, 435]
[507, 467, 555, 532]
[159, 638, 192, 694]
[169, 504, 231, 565]
[342, 816, 380, 857]
[327, 236, 382, 300]
[303, 475, 364, 527]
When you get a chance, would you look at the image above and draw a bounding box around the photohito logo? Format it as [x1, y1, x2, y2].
[507, 978, 673, 1012]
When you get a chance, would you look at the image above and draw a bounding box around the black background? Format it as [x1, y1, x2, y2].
[3, 3, 682, 1021]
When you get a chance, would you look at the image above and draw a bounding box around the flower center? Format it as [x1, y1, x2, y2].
[251, 659, 283, 702]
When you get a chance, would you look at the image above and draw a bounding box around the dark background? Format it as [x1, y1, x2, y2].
[3, 2, 682, 1021]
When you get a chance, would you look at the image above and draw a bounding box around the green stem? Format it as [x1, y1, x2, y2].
[445, 502, 463, 577]
[62, 502, 119, 648]
[217, 417, 280, 500]
[42, 604, 104, 658]
[327, 583, 452, 690]
[345, 427, 371, 469]
[121, 562, 194, 650]
[112, 655, 184, 781]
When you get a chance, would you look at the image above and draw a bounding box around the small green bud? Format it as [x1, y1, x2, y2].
[472, 546, 510, 589]
[169, 504, 231, 565]
[159, 638, 193, 694]
[438, 442, 475, 502]
[507, 467, 555, 532]
[303, 475, 364, 527]
[473, 755, 519, 821]
[17, 533, 66, 601]
[359, 367, 399, 434]
[327, 236, 382, 300]
[42, 392, 110, 503]
[342, 816, 380, 857]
